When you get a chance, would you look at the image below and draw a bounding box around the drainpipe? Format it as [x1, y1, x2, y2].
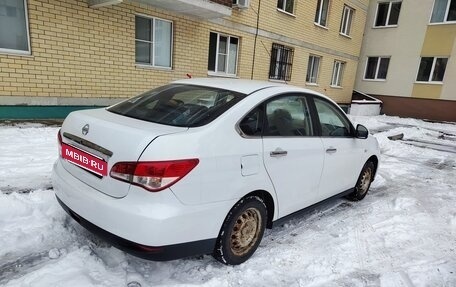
[251, 0, 261, 80]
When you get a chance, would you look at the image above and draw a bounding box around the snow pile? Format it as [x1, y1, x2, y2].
[0, 123, 59, 191]
[0, 116, 455, 286]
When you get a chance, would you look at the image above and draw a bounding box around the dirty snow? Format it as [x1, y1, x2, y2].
[0, 116, 455, 287]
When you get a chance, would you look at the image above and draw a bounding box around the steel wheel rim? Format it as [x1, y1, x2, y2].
[230, 207, 262, 256]
[359, 168, 372, 195]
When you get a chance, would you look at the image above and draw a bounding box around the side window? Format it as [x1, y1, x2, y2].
[264, 95, 313, 137]
[239, 107, 263, 137]
[314, 98, 352, 137]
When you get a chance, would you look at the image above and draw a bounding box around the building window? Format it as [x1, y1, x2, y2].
[315, 0, 330, 27]
[331, 61, 345, 87]
[431, 0, 456, 23]
[306, 55, 321, 84]
[277, 0, 295, 14]
[269, 43, 294, 81]
[233, 0, 250, 8]
[364, 57, 390, 80]
[135, 15, 173, 68]
[416, 57, 448, 82]
[374, 1, 402, 27]
[208, 32, 239, 76]
[340, 5, 354, 36]
[0, 0, 30, 54]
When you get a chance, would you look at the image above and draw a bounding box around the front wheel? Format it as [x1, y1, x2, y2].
[347, 161, 375, 201]
[213, 196, 267, 265]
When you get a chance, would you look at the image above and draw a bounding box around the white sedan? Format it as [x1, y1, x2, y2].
[52, 78, 380, 265]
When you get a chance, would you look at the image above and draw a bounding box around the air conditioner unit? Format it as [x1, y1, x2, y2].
[233, 0, 249, 9]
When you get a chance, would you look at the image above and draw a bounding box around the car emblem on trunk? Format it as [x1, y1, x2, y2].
[82, 124, 89, 135]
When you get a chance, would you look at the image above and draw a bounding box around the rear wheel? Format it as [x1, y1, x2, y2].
[213, 196, 267, 265]
[347, 161, 375, 201]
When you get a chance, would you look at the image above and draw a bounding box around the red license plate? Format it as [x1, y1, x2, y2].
[62, 143, 108, 176]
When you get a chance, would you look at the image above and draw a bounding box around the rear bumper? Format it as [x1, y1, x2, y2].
[52, 159, 235, 260]
[56, 196, 215, 261]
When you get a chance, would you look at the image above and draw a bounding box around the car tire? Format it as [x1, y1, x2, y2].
[347, 161, 375, 201]
[213, 196, 267, 265]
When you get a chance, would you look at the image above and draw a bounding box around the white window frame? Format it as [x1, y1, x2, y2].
[273, 48, 282, 79]
[277, 0, 295, 15]
[331, 60, 345, 87]
[315, 0, 330, 27]
[0, 0, 31, 55]
[415, 57, 448, 83]
[364, 56, 390, 81]
[340, 5, 354, 37]
[306, 55, 321, 84]
[373, 1, 401, 28]
[429, 0, 456, 24]
[208, 32, 239, 77]
[135, 14, 173, 69]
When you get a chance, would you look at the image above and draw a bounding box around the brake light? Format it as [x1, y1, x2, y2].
[110, 159, 199, 192]
[57, 129, 62, 157]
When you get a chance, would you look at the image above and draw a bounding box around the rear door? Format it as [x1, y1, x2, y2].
[311, 96, 365, 200]
[262, 94, 325, 217]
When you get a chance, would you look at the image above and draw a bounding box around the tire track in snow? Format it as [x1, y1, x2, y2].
[0, 184, 53, 195]
[0, 201, 106, 286]
[0, 251, 54, 285]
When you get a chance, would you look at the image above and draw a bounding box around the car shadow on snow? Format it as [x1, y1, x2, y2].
[53, 195, 369, 286]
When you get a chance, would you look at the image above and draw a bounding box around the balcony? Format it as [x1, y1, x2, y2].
[89, 0, 232, 19]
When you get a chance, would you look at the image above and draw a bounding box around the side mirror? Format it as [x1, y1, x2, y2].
[355, 124, 369, 139]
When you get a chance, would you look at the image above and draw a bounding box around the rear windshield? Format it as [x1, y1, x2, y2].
[108, 84, 246, 127]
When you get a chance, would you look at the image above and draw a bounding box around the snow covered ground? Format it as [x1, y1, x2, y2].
[0, 116, 455, 287]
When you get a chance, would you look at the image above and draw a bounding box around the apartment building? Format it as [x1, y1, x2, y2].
[355, 0, 456, 122]
[0, 0, 368, 119]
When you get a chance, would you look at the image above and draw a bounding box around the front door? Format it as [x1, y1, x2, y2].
[312, 97, 365, 200]
[262, 94, 325, 217]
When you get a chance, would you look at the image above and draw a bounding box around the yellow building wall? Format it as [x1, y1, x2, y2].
[441, 36, 456, 101]
[412, 24, 456, 100]
[230, 0, 367, 57]
[230, 0, 367, 103]
[0, 0, 367, 104]
[411, 84, 442, 99]
[421, 25, 456, 56]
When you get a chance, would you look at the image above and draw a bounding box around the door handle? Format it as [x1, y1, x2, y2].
[270, 149, 288, 157]
[326, 148, 337, 154]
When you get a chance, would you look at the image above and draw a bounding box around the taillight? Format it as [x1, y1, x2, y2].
[110, 159, 199, 192]
[57, 129, 62, 157]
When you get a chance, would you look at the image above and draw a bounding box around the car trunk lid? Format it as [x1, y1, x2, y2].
[59, 108, 188, 198]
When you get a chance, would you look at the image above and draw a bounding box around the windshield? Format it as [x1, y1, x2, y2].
[108, 84, 246, 127]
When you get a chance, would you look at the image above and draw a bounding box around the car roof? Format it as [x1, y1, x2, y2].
[172, 78, 321, 96]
